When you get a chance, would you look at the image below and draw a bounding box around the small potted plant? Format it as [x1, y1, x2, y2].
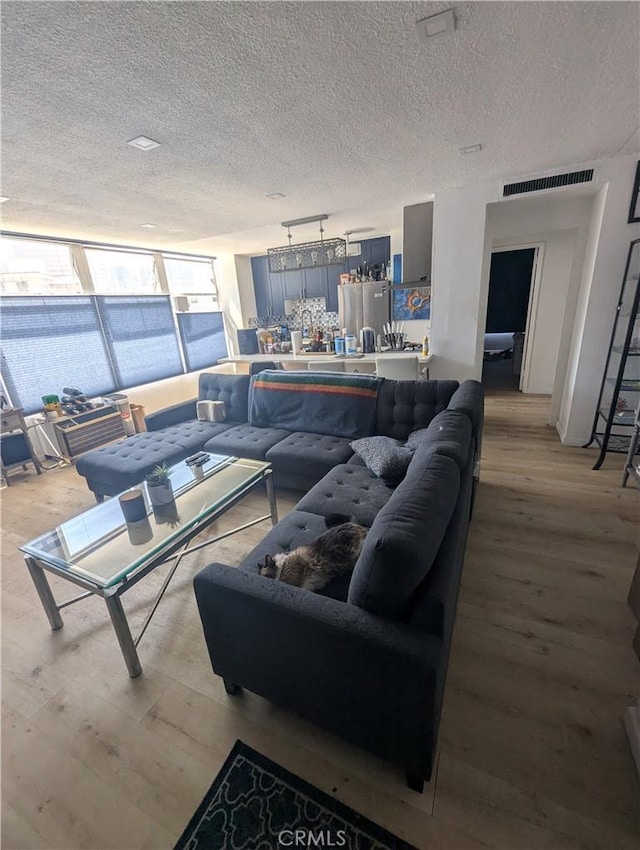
[145, 462, 174, 506]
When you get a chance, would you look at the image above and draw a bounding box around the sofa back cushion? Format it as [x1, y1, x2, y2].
[198, 374, 250, 423]
[375, 379, 459, 440]
[348, 452, 460, 619]
[405, 409, 472, 473]
[446, 380, 484, 442]
[249, 371, 382, 439]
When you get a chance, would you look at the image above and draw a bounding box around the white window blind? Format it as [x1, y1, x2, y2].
[176, 312, 228, 372]
[0, 296, 116, 413]
[96, 296, 183, 388]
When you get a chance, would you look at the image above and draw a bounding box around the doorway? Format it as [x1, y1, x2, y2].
[482, 247, 538, 391]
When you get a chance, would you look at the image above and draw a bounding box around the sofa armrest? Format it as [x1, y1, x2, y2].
[145, 398, 198, 431]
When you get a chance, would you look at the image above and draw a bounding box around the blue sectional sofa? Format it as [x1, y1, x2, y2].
[75, 370, 484, 791]
[191, 372, 482, 793]
[76, 371, 482, 499]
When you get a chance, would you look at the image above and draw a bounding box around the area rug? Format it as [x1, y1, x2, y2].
[174, 740, 417, 850]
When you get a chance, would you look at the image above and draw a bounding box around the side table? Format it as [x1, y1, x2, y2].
[1, 407, 43, 485]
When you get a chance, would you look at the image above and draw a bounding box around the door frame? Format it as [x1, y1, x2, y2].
[488, 242, 545, 393]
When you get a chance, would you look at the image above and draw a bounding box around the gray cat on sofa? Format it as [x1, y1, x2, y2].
[258, 514, 366, 592]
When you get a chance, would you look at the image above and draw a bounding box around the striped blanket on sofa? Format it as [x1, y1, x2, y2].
[249, 370, 383, 439]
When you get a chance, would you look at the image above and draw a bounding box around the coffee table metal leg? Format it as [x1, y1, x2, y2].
[265, 471, 278, 525]
[25, 556, 63, 630]
[105, 592, 142, 678]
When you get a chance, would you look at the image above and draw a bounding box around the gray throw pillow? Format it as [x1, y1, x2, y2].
[405, 428, 432, 449]
[350, 436, 414, 480]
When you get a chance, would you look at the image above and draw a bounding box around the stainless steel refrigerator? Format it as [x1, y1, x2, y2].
[338, 281, 390, 338]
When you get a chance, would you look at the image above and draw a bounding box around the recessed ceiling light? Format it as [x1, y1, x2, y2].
[127, 135, 161, 151]
[266, 192, 286, 199]
[0, 196, 10, 203]
[416, 9, 455, 41]
[459, 144, 483, 155]
[141, 223, 157, 229]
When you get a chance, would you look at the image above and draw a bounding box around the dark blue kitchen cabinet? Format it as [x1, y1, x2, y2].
[362, 236, 390, 269]
[302, 267, 328, 301]
[281, 269, 304, 302]
[251, 238, 389, 318]
[251, 256, 285, 318]
[251, 256, 271, 317]
[270, 274, 285, 316]
[344, 236, 390, 277]
[325, 267, 340, 313]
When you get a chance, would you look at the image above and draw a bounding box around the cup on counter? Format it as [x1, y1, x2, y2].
[334, 337, 345, 356]
[291, 330, 303, 355]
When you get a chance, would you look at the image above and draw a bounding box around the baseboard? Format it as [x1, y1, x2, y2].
[623, 704, 640, 778]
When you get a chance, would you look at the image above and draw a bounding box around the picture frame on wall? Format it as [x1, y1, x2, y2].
[391, 285, 431, 321]
[628, 160, 640, 224]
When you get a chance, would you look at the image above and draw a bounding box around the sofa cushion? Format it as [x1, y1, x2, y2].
[405, 410, 472, 473]
[375, 379, 459, 441]
[203, 424, 292, 461]
[153, 420, 233, 453]
[350, 436, 414, 481]
[295, 464, 394, 528]
[76, 431, 188, 492]
[348, 453, 460, 620]
[249, 371, 382, 439]
[347, 453, 366, 467]
[238, 510, 351, 601]
[198, 373, 250, 423]
[266, 432, 354, 480]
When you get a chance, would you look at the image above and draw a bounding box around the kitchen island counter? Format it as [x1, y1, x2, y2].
[220, 352, 433, 376]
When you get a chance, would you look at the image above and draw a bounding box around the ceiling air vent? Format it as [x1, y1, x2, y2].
[503, 169, 594, 197]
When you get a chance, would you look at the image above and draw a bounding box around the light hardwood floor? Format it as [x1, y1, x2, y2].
[2, 391, 639, 849]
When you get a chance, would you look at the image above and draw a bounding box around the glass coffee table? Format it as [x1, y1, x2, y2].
[20, 454, 277, 677]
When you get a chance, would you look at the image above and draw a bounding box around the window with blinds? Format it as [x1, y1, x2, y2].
[96, 296, 184, 388]
[176, 312, 228, 372]
[0, 296, 116, 413]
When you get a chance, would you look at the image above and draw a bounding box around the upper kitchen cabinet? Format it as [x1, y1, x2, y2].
[344, 236, 390, 274]
[281, 269, 305, 302]
[302, 267, 328, 301]
[251, 255, 285, 318]
[362, 236, 390, 269]
[325, 267, 341, 313]
[251, 255, 271, 317]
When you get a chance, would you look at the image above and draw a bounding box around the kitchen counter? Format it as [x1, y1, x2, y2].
[220, 352, 433, 378]
[221, 352, 432, 364]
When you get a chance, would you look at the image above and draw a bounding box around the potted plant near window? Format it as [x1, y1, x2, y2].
[145, 462, 174, 506]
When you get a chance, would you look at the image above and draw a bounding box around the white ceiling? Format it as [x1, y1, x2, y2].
[1, 1, 638, 256]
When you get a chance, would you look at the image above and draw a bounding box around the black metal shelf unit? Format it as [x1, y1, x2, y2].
[585, 238, 640, 469]
[622, 402, 640, 487]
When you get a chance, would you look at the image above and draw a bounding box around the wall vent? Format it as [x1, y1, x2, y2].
[503, 169, 594, 197]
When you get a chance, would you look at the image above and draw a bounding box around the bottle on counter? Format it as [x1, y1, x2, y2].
[422, 332, 430, 357]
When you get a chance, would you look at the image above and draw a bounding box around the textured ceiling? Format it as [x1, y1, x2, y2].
[1, 1, 639, 255]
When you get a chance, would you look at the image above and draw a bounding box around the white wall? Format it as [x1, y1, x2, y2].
[430, 182, 493, 380]
[123, 370, 204, 415]
[486, 194, 594, 400]
[558, 156, 640, 445]
[429, 153, 640, 443]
